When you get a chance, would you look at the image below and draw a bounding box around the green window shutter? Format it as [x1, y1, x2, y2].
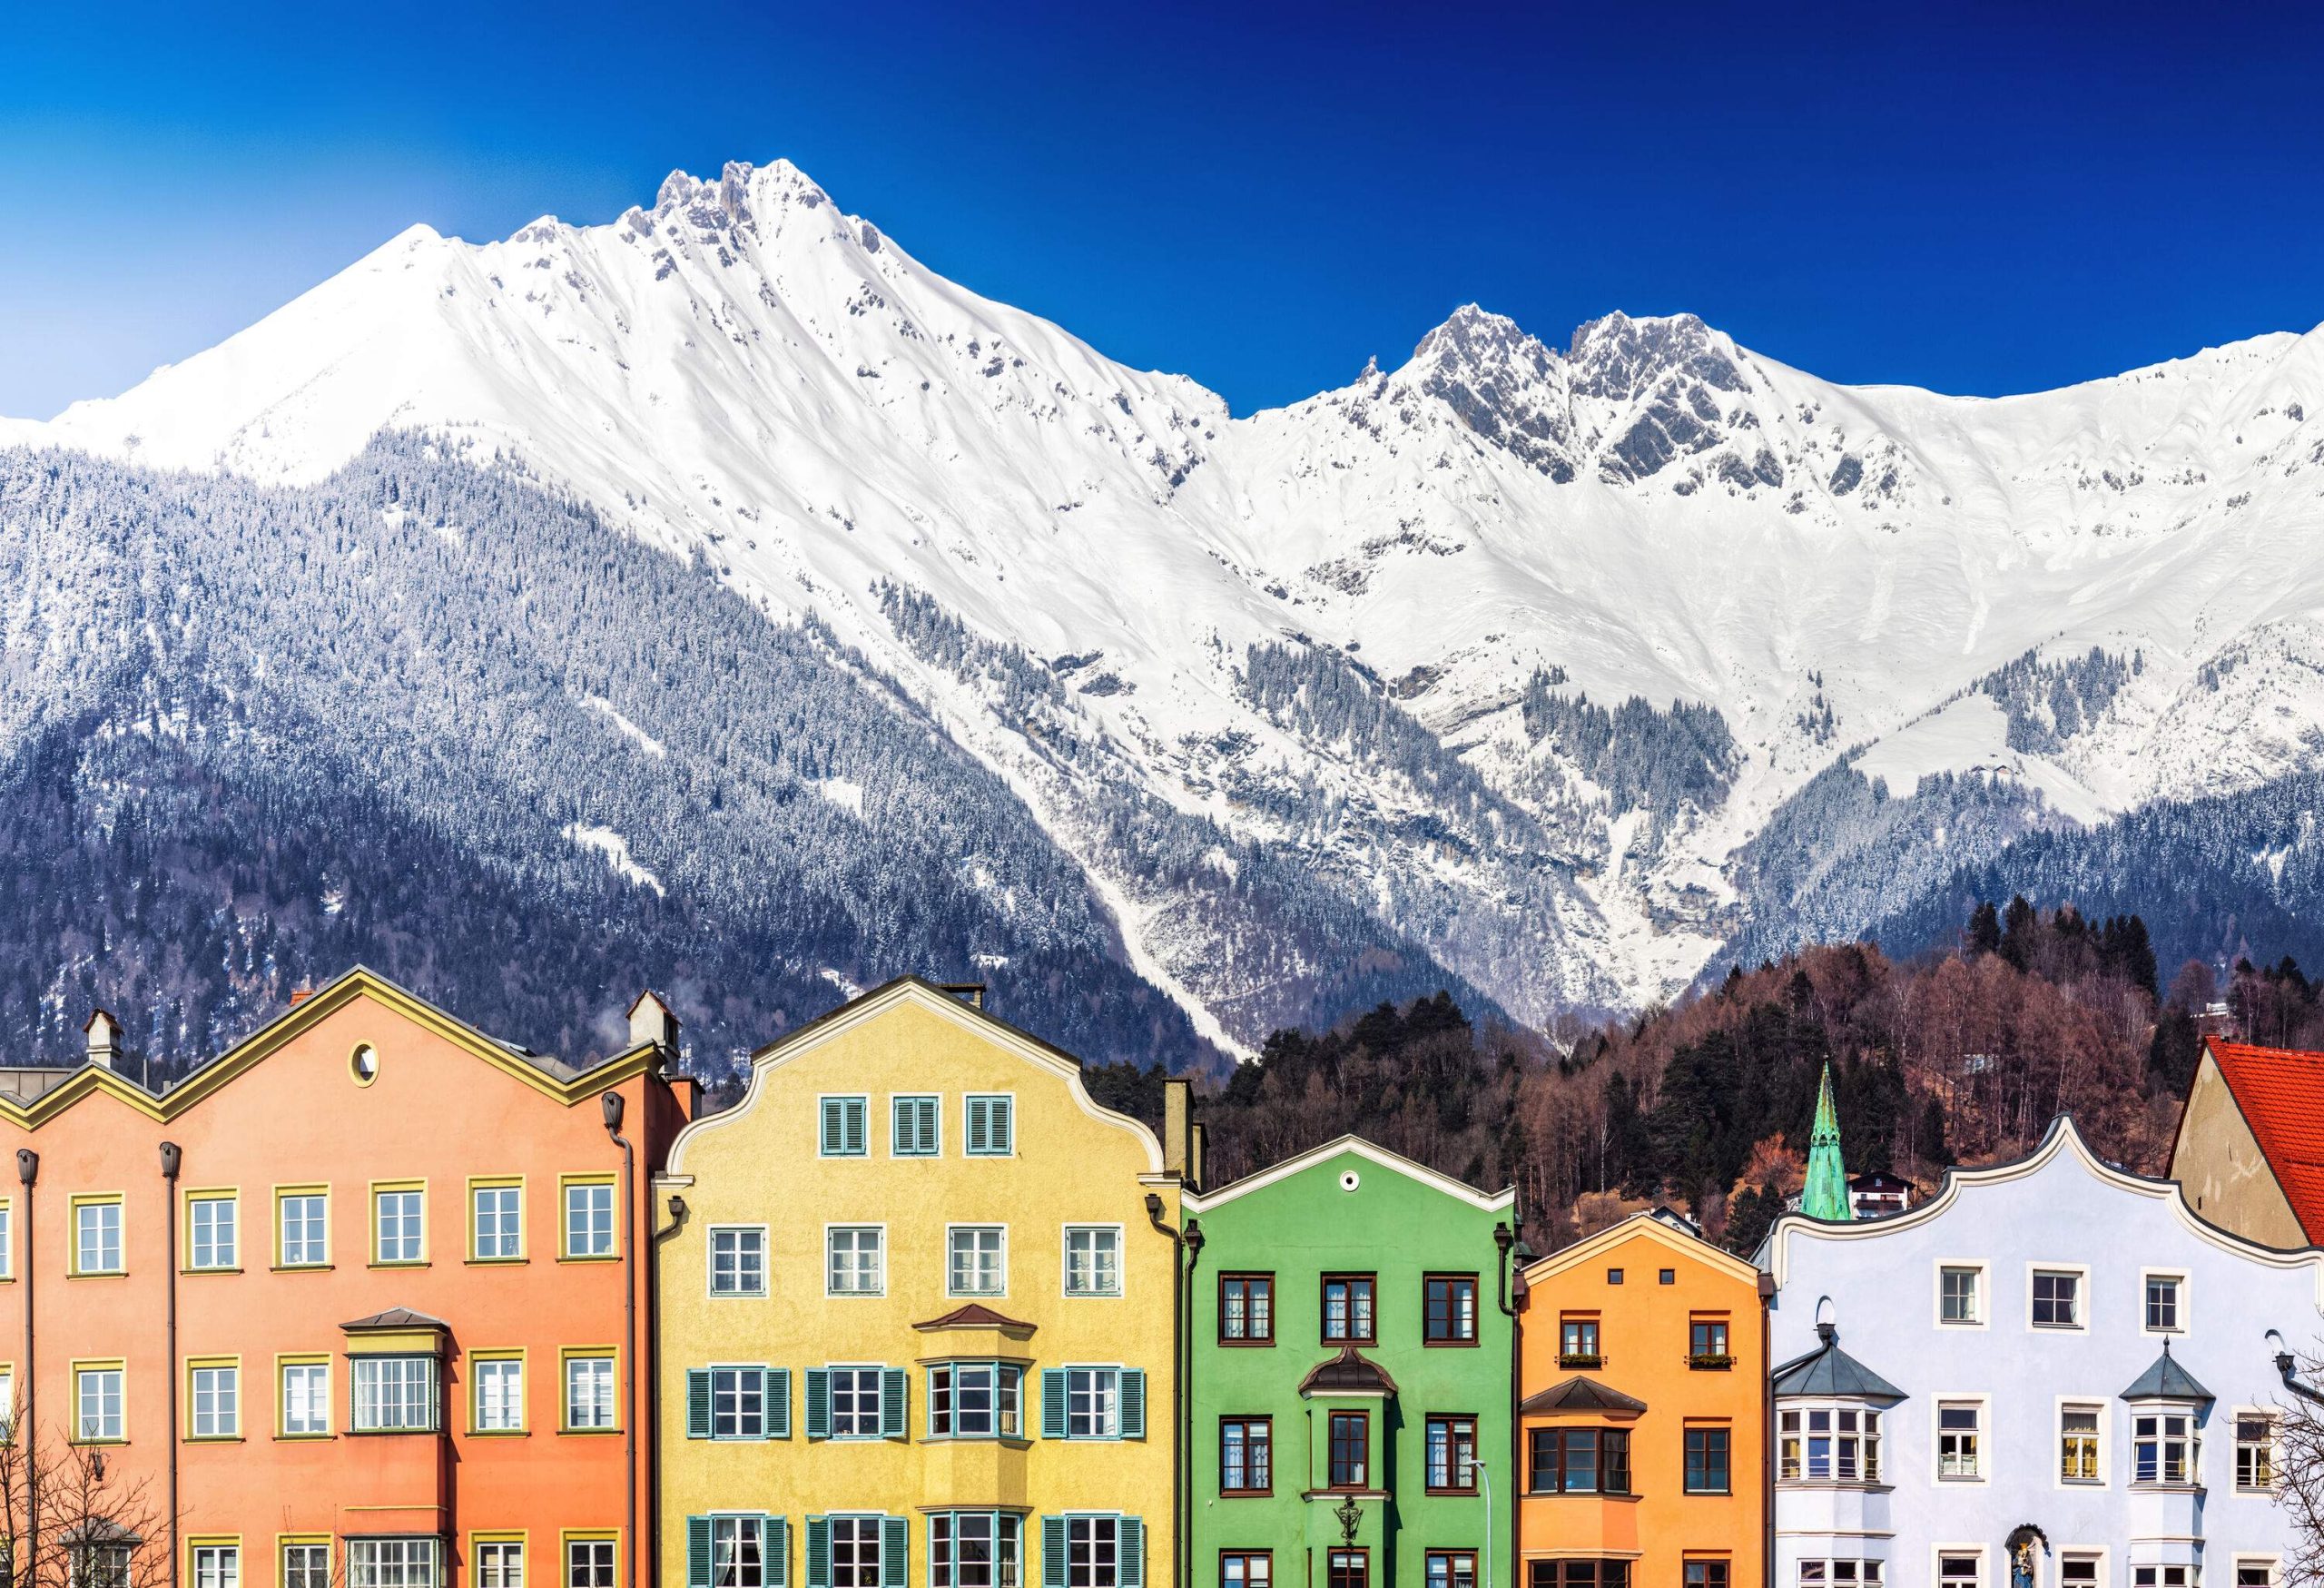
[881, 1368, 908, 1438]
[1040, 1369, 1068, 1439]
[1040, 1519, 1066, 1588]
[966, 1098, 989, 1156]
[806, 1519, 831, 1588]
[881, 1517, 908, 1588]
[891, 1098, 913, 1155]
[1118, 1370, 1145, 1439]
[687, 1369, 713, 1439]
[769, 1519, 791, 1588]
[1118, 1522, 1143, 1588]
[805, 1368, 831, 1439]
[821, 1099, 842, 1156]
[990, 1098, 1013, 1154]
[847, 1100, 867, 1156]
[686, 1517, 712, 1588]
[766, 1368, 792, 1439]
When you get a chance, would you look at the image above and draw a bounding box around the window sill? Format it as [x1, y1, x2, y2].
[182, 1267, 245, 1277]
[1219, 1489, 1273, 1500]
[1424, 1339, 1481, 1349]
[466, 1257, 530, 1267]
[67, 1271, 129, 1281]
[1324, 1338, 1380, 1349]
[468, 1429, 531, 1439]
[1688, 1357, 1735, 1372]
[923, 1435, 1032, 1448]
[271, 1264, 334, 1274]
[2130, 1482, 2205, 1494]
[1218, 1338, 1277, 1348]
[1423, 1487, 1481, 1498]
[1681, 1488, 1733, 1498]
[185, 1435, 245, 1444]
[558, 1427, 624, 1437]
[1523, 1491, 1641, 1503]
[273, 1434, 335, 1442]
[368, 1260, 430, 1270]
[1556, 1356, 1603, 1370]
[1776, 1480, 1891, 1493]
[557, 1254, 621, 1265]
[70, 1437, 130, 1447]
[345, 1427, 447, 1437]
[1301, 1489, 1390, 1502]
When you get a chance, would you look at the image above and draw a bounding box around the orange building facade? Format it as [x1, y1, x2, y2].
[1516, 1212, 1768, 1588]
[0, 969, 692, 1588]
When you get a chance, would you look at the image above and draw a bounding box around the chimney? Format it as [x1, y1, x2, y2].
[1163, 1077, 1192, 1179]
[288, 988, 316, 1007]
[84, 1009, 123, 1070]
[940, 983, 985, 1011]
[1191, 1120, 1207, 1193]
[627, 990, 680, 1055]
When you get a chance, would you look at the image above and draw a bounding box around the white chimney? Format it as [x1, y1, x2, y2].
[626, 991, 678, 1055]
[84, 1009, 123, 1070]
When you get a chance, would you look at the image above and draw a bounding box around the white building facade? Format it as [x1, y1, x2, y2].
[1761, 1119, 2323, 1588]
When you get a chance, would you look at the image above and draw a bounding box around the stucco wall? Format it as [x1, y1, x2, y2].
[2168, 1054, 2309, 1252]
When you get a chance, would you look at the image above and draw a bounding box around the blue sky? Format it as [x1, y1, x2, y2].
[5, 0, 2320, 419]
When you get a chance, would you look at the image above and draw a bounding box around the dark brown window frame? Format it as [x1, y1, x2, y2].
[1689, 1315, 1733, 1369]
[1221, 1553, 1274, 1588]
[1218, 1272, 1276, 1346]
[1427, 1553, 1479, 1588]
[1682, 1564, 1729, 1588]
[1219, 1414, 1274, 1496]
[1529, 1563, 1630, 1588]
[1527, 1425, 1632, 1494]
[1327, 1408, 1372, 1489]
[1327, 1550, 1370, 1588]
[1425, 1413, 1481, 1494]
[1321, 1273, 1378, 1346]
[1557, 1313, 1602, 1369]
[1423, 1273, 1481, 1347]
[1683, 1424, 1732, 1494]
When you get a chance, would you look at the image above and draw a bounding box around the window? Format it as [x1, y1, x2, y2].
[1559, 1316, 1600, 1366]
[711, 1228, 768, 1297]
[475, 1356, 525, 1432]
[188, 1193, 239, 1270]
[2236, 1563, 2277, 1588]
[472, 1182, 523, 1261]
[2134, 1409, 2197, 1484]
[1684, 1566, 1729, 1588]
[1426, 1415, 1478, 1492]
[965, 1095, 1014, 1157]
[193, 1544, 240, 1588]
[477, 1542, 526, 1588]
[1796, 1565, 1880, 1588]
[1322, 1275, 1377, 1343]
[2132, 1571, 2191, 1588]
[1328, 1554, 1367, 1588]
[949, 1227, 1006, 1297]
[823, 1366, 893, 1439]
[1530, 1564, 1629, 1588]
[352, 1356, 438, 1432]
[1939, 1265, 1982, 1325]
[1778, 1407, 1882, 1481]
[931, 1513, 1019, 1588]
[1063, 1367, 1126, 1440]
[566, 1537, 616, 1588]
[74, 1198, 123, 1276]
[2238, 1414, 2277, 1490]
[1938, 1402, 1983, 1479]
[565, 1352, 617, 1431]
[827, 1227, 884, 1295]
[828, 1516, 889, 1588]
[190, 1361, 240, 1438]
[892, 1095, 941, 1158]
[1528, 1426, 1631, 1494]
[72, 1543, 133, 1588]
[74, 1364, 123, 1441]
[2147, 1275, 2184, 1333]
[2061, 1406, 2102, 1482]
[373, 1186, 425, 1265]
[281, 1359, 330, 1436]
[930, 1363, 1020, 1439]
[1685, 1425, 1732, 1494]
[821, 1095, 869, 1157]
[1222, 1554, 1271, 1588]
[2033, 1269, 2083, 1328]
[1690, 1318, 1731, 1366]
[1220, 1416, 1272, 1494]
[708, 1366, 771, 1439]
[705, 1516, 766, 1588]
[1940, 1558, 1981, 1588]
[1220, 1274, 1274, 1343]
[284, 1544, 333, 1588]
[1425, 1276, 1478, 1344]
[1057, 1515, 1130, 1588]
[1606, 1268, 1624, 1285]
[1064, 1228, 1122, 1297]
[1427, 1555, 1476, 1588]
[1328, 1410, 1369, 1488]
[2059, 1558, 2099, 1588]
[1659, 1268, 1677, 1285]
[350, 1538, 440, 1588]
[0, 1198, 13, 1278]
[279, 1189, 329, 1267]
[564, 1179, 615, 1258]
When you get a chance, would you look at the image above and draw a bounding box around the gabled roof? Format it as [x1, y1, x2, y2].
[913, 1302, 1036, 1336]
[1518, 1376, 1648, 1416]
[342, 1307, 448, 1331]
[1772, 1327, 1905, 1400]
[1524, 1206, 1765, 1287]
[1183, 1133, 1513, 1214]
[1298, 1346, 1400, 1398]
[2195, 1039, 2324, 1243]
[2122, 1341, 2212, 1403]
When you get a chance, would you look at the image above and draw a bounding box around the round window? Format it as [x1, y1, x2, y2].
[1339, 1169, 1362, 1192]
[350, 1043, 379, 1085]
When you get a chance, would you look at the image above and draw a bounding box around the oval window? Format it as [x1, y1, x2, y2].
[1339, 1169, 1362, 1193]
[350, 1043, 379, 1085]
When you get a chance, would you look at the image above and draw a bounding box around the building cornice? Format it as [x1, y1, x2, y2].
[1182, 1133, 1512, 1214]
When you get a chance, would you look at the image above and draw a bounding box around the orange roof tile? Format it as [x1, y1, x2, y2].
[2203, 1038, 2324, 1243]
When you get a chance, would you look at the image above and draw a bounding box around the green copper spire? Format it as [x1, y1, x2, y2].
[1800, 1062, 1854, 1221]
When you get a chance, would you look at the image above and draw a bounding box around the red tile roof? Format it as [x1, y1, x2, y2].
[2203, 1038, 2324, 1242]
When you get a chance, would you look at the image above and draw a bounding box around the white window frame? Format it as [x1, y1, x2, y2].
[2233, 1406, 2280, 1493]
[282, 1542, 334, 1588]
[947, 1225, 1008, 1297]
[826, 1224, 886, 1297]
[1060, 1514, 1122, 1588]
[566, 1534, 617, 1588]
[1062, 1224, 1125, 1298]
[351, 1355, 439, 1433]
[474, 1356, 526, 1433]
[472, 1182, 524, 1262]
[710, 1365, 767, 1441]
[929, 1511, 1022, 1588]
[1934, 1394, 1989, 1484]
[281, 1359, 330, 1436]
[1064, 1365, 1124, 1440]
[74, 1199, 124, 1277]
[826, 1364, 889, 1440]
[75, 1365, 125, 1441]
[963, 1093, 1017, 1159]
[820, 1094, 871, 1158]
[708, 1225, 770, 1297]
[827, 1514, 887, 1588]
[2026, 1262, 2089, 1332]
[891, 1094, 941, 1158]
[474, 1540, 526, 1588]
[188, 1192, 240, 1271]
[2130, 1567, 2195, 1588]
[927, 1360, 1023, 1441]
[1777, 1401, 1883, 1484]
[709, 1516, 768, 1588]
[2132, 1402, 2201, 1487]
[190, 1361, 241, 1438]
[192, 1544, 241, 1588]
[563, 1179, 617, 1259]
[0, 1197, 14, 1279]
[563, 1352, 618, 1432]
[1933, 1548, 1985, 1588]
[348, 1536, 442, 1588]
[2056, 1397, 2107, 1487]
[2142, 1269, 2190, 1336]
[373, 1187, 426, 1266]
[278, 1189, 330, 1268]
[1934, 1260, 1986, 1329]
[2056, 1551, 2108, 1588]
[2231, 1558, 2279, 1588]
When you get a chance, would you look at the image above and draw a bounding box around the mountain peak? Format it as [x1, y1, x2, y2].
[649, 158, 834, 237]
[1564, 311, 1743, 402]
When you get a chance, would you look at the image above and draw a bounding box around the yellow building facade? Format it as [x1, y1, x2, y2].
[656, 979, 1187, 1588]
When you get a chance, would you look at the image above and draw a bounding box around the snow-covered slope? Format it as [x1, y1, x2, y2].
[21, 159, 2324, 1039]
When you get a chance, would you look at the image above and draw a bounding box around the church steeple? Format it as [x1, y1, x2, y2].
[1800, 1062, 1853, 1221]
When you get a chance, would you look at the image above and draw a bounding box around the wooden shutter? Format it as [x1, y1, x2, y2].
[989, 1097, 1012, 1153]
[686, 1517, 712, 1588]
[1041, 1518, 1067, 1588]
[821, 1099, 843, 1156]
[806, 1519, 831, 1588]
[881, 1517, 908, 1588]
[768, 1518, 790, 1588]
[966, 1098, 990, 1156]
[1118, 1521, 1143, 1588]
[766, 1368, 792, 1439]
[1118, 1369, 1145, 1439]
[881, 1368, 908, 1438]
[805, 1368, 831, 1439]
[846, 1100, 867, 1156]
[686, 1369, 713, 1439]
[1040, 1369, 1068, 1439]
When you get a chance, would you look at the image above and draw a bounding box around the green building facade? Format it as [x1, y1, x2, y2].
[1182, 1139, 1519, 1588]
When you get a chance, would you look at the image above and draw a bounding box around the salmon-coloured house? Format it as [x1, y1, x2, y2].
[0, 968, 692, 1588]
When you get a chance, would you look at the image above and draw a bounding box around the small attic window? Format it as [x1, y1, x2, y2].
[1607, 1267, 1625, 1286]
[350, 1044, 380, 1086]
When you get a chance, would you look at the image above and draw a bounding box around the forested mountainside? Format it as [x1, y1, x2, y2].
[1184, 900, 2295, 1253]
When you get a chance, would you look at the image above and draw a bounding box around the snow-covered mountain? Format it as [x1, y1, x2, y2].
[15, 158, 2324, 1052]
